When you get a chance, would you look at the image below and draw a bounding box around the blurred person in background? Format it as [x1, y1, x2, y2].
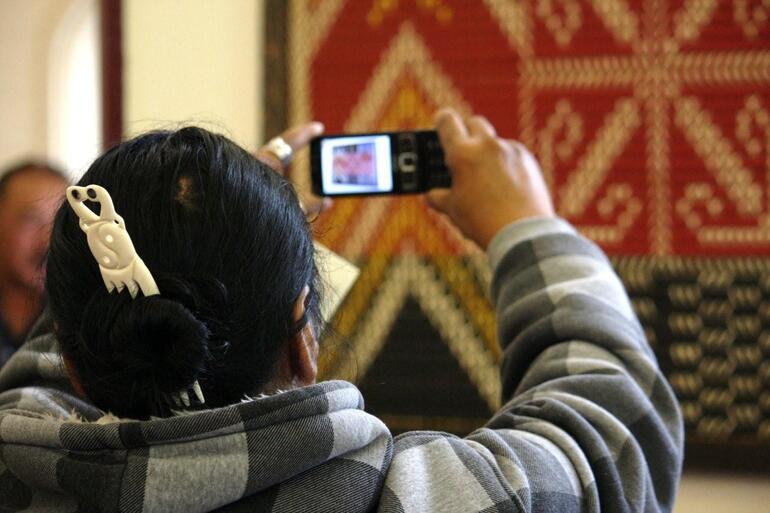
[0, 161, 67, 367]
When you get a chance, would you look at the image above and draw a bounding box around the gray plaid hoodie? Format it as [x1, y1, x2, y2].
[0, 218, 683, 512]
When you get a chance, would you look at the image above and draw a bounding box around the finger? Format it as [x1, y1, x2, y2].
[507, 139, 546, 177]
[425, 188, 451, 214]
[434, 108, 468, 146]
[507, 139, 527, 157]
[507, 140, 539, 166]
[256, 121, 324, 173]
[466, 115, 496, 138]
[280, 121, 325, 151]
[298, 192, 333, 218]
[255, 149, 284, 173]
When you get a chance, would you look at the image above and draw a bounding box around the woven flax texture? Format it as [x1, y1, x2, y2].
[286, 0, 770, 455]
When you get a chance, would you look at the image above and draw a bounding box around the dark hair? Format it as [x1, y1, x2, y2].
[0, 160, 67, 199]
[46, 127, 321, 419]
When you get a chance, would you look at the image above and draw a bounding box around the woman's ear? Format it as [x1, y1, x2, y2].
[293, 285, 310, 324]
[290, 324, 318, 386]
[289, 285, 318, 386]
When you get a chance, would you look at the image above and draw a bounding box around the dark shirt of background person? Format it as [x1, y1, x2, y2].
[0, 161, 67, 367]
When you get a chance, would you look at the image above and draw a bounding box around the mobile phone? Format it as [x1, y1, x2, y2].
[310, 130, 451, 196]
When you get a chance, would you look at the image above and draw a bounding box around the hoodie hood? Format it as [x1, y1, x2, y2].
[0, 318, 393, 513]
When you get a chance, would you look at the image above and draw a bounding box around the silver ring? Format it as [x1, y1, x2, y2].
[264, 136, 293, 167]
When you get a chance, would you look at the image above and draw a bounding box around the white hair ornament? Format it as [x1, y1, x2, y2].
[67, 185, 205, 408]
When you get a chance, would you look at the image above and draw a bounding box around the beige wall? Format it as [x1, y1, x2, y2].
[123, 0, 263, 151]
[0, 0, 73, 168]
[675, 471, 770, 513]
[0, 0, 263, 173]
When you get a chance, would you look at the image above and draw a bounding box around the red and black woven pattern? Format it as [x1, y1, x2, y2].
[279, 0, 770, 468]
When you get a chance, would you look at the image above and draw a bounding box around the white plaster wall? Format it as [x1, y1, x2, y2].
[0, 0, 262, 173]
[0, 0, 73, 168]
[123, 0, 263, 151]
[47, 0, 102, 175]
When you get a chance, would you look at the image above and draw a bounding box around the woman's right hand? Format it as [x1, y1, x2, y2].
[426, 108, 555, 249]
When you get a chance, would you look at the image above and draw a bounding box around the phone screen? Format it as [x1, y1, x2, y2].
[319, 135, 394, 194]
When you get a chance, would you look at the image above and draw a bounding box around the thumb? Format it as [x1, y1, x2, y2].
[425, 189, 451, 214]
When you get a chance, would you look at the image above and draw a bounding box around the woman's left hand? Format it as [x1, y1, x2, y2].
[256, 121, 332, 217]
[256, 122, 324, 175]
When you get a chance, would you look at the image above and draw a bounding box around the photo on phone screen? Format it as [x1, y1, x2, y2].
[320, 135, 393, 194]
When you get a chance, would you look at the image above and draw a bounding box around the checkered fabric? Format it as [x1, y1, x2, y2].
[0, 218, 682, 512]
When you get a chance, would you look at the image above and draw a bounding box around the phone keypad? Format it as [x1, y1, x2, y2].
[425, 136, 451, 188]
[397, 134, 418, 192]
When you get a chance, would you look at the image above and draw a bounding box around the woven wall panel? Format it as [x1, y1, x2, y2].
[615, 257, 770, 442]
[283, 0, 770, 468]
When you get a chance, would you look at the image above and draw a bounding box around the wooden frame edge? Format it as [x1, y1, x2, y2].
[100, 0, 123, 149]
[263, 0, 288, 139]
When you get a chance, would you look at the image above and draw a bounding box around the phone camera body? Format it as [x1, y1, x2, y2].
[310, 130, 450, 197]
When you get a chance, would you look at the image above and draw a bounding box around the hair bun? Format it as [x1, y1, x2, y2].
[77, 290, 210, 418]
